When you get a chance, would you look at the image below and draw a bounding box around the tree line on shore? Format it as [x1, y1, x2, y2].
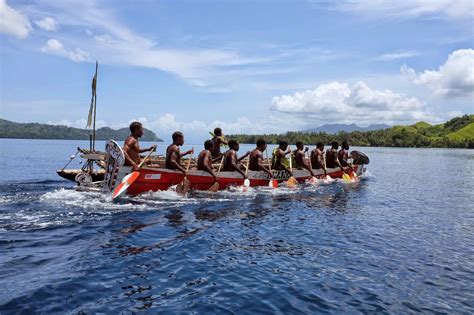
[228, 115, 474, 149]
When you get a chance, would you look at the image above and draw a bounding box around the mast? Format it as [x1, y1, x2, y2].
[92, 61, 98, 151]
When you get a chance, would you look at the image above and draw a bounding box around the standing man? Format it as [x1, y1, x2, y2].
[249, 139, 273, 177]
[325, 141, 345, 173]
[166, 131, 194, 175]
[311, 142, 328, 176]
[123, 121, 157, 171]
[197, 140, 218, 181]
[211, 127, 228, 160]
[294, 141, 314, 176]
[223, 139, 250, 179]
[272, 140, 293, 176]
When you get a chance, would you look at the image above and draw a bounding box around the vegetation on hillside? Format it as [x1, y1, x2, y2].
[0, 119, 162, 141]
[228, 115, 474, 149]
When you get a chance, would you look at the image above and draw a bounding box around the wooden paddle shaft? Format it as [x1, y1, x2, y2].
[216, 155, 225, 174]
[138, 147, 156, 168]
[185, 148, 194, 171]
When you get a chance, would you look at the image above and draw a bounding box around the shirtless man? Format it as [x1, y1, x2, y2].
[248, 139, 272, 177]
[272, 140, 293, 176]
[311, 142, 327, 176]
[165, 131, 194, 175]
[325, 141, 344, 173]
[123, 121, 157, 171]
[338, 141, 351, 168]
[211, 127, 228, 160]
[223, 140, 250, 179]
[197, 140, 217, 181]
[294, 141, 314, 177]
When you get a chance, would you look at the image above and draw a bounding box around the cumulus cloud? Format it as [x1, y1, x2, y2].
[271, 81, 434, 125]
[35, 17, 58, 31]
[0, 0, 32, 38]
[336, 0, 474, 20]
[401, 49, 474, 97]
[41, 38, 90, 62]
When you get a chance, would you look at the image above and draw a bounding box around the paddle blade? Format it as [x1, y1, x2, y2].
[342, 173, 351, 181]
[112, 171, 140, 200]
[287, 176, 298, 187]
[268, 178, 278, 188]
[244, 178, 250, 187]
[208, 181, 219, 192]
[350, 170, 358, 180]
[177, 177, 191, 195]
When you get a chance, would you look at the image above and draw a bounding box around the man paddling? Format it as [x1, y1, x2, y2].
[249, 139, 273, 177]
[197, 140, 218, 181]
[123, 121, 157, 171]
[311, 142, 328, 176]
[294, 141, 314, 176]
[223, 140, 250, 179]
[326, 141, 345, 173]
[166, 131, 194, 175]
[211, 127, 228, 160]
[338, 141, 351, 168]
[272, 140, 293, 176]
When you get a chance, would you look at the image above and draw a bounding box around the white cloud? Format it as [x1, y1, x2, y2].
[41, 38, 90, 62]
[35, 17, 57, 31]
[401, 49, 474, 97]
[271, 81, 435, 125]
[336, 0, 474, 20]
[374, 50, 419, 61]
[24, 0, 273, 90]
[0, 0, 32, 38]
[47, 118, 106, 129]
[134, 114, 268, 140]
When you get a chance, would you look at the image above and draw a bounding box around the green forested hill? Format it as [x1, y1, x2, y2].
[0, 119, 162, 142]
[228, 114, 474, 148]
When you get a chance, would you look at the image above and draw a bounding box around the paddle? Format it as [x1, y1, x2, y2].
[112, 147, 156, 200]
[208, 155, 224, 192]
[265, 150, 277, 188]
[244, 156, 250, 188]
[176, 148, 194, 195]
[306, 148, 318, 185]
[286, 148, 297, 187]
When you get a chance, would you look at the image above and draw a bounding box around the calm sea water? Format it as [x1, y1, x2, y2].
[0, 139, 473, 313]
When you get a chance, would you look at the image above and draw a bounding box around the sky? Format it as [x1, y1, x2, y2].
[1, 0, 473, 142]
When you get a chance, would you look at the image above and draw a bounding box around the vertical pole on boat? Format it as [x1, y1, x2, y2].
[92, 61, 98, 151]
[86, 61, 98, 151]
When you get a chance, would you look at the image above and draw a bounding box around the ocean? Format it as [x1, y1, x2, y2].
[0, 139, 473, 313]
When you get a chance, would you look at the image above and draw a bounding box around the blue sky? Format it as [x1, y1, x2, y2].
[1, 0, 473, 142]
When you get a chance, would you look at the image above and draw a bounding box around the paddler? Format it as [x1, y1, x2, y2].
[165, 131, 194, 175]
[248, 139, 273, 177]
[211, 127, 228, 160]
[338, 141, 351, 168]
[310, 142, 328, 176]
[223, 140, 250, 179]
[197, 140, 218, 181]
[123, 121, 157, 171]
[272, 140, 293, 176]
[325, 141, 345, 173]
[294, 141, 314, 176]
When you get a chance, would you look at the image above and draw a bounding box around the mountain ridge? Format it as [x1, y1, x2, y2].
[302, 123, 390, 134]
[0, 118, 163, 142]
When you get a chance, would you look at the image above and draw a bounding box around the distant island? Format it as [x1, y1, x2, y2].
[229, 114, 474, 149]
[0, 119, 162, 142]
[302, 123, 390, 134]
